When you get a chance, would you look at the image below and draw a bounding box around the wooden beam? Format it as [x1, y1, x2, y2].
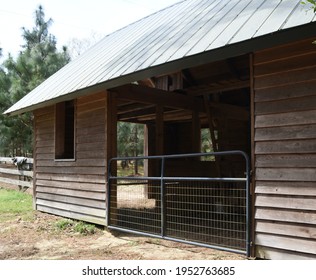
[114, 83, 249, 117]
[112, 84, 204, 112]
[117, 102, 153, 114]
[118, 106, 156, 121]
[189, 80, 249, 96]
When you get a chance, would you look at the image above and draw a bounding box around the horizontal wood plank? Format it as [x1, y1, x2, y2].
[35, 153, 54, 160]
[36, 158, 106, 168]
[255, 110, 316, 128]
[254, 38, 316, 65]
[37, 192, 106, 208]
[76, 124, 105, 137]
[255, 139, 316, 154]
[256, 195, 316, 211]
[36, 199, 105, 217]
[255, 124, 316, 141]
[255, 181, 316, 196]
[36, 133, 55, 141]
[254, 52, 316, 77]
[256, 246, 316, 260]
[77, 91, 105, 106]
[255, 208, 316, 225]
[255, 95, 316, 115]
[254, 80, 316, 102]
[36, 137, 54, 146]
[36, 179, 105, 192]
[77, 98, 105, 116]
[254, 65, 316, 90]
[256, 221, 316, 239]
[37, 205, 106, 225]
[255, 154, 316, 168]
[76, 151, 106, 160]
[36, 166, 105, 175]
[76, 133, 105, 145]
[255, 233, 316, 255]
[36, 173, 105, 184]
[36, 186, 106, 200]
[256, 167, 316, 181]
[34, 106, 54, 116]
[76, 142, 105, 153]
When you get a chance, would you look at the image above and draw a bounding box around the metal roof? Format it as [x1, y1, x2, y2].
[4, 0, 316, 115]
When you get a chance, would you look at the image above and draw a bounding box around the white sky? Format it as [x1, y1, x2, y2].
[0, 0, 180, 59]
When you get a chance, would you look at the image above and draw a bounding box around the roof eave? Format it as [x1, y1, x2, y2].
[4, 21, 316, 116]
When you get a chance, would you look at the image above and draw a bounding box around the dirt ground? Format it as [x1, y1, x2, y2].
[0, 210, 246, 260]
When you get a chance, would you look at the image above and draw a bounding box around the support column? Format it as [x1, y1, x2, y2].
[105, 91, 117, 226]
[191, 110, 201, 154]
[155, 105, 164, 156]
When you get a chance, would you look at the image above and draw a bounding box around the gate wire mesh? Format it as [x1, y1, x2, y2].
[108, 151, 250, 256]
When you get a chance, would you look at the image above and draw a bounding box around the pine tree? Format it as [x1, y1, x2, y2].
[0, 5, 70, 156]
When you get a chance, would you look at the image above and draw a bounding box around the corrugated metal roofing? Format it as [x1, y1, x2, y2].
[4, 0, 316, 115]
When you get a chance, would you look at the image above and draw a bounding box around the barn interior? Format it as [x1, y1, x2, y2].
[112, 53, 251, 178]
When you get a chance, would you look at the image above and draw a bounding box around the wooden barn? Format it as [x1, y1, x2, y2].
[4, 0, 316, 259]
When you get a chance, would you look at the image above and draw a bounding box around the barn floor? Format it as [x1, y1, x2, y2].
[0, 210, 246, 260]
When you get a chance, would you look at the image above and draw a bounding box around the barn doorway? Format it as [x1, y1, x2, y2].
[109, 53, 252, 255]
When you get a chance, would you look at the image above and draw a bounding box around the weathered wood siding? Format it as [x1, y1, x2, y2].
[253, 38, 316, 259]
[34, 92, 107, 225]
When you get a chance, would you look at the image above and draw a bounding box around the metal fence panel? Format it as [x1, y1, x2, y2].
[107, 151, 251, 256]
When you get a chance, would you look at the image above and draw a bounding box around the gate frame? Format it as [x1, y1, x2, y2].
[107, 150, 252, 257]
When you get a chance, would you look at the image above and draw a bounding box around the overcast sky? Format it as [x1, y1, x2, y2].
[0, 0, 181, 59]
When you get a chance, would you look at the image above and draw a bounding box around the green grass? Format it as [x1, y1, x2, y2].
[117, 164, 144, 177]
[55, 218, 74, 230]
[55, 219, 96, 235]
[0, 187, 33, 222]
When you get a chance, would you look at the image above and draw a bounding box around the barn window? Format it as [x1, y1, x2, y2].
[55, 100, 75, 160]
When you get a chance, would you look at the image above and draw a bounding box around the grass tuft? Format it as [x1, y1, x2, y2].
[55, 219, 96, 235]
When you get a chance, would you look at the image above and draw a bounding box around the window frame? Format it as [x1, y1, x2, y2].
[54, 100, 76, 161]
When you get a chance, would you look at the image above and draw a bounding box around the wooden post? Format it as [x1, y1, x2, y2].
[155, 105, 164, 156]
[143, 124, 149, 198]
[249, 53, 255, 257]
[191, 110, 201, 154]
[155, 105, 164, 207]
[105, 91, 117, 226]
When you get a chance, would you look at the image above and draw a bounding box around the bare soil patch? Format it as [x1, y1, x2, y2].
[0, 210, 246, 260]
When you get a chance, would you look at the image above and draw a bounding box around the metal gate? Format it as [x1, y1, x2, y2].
[107, 151, 251, 257]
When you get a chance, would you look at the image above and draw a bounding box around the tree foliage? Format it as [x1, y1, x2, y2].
[301, 0, 316, 12]
[0, 5, 70, 156]
[117, 122, 144, 174]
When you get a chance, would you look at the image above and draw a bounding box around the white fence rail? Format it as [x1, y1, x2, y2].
[0, 157, 33, 189]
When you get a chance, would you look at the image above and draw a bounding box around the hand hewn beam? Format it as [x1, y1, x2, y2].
[111, 83, 249, 120]
[112, 84, 205, 112]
